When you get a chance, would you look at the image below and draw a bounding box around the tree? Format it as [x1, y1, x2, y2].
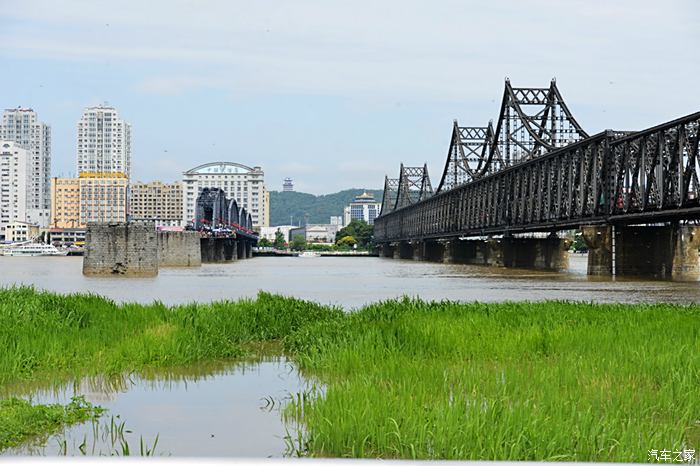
[336, 220, 373, 249]
[258, 237, 272, 248]
[336, 235, 357, 248]
[273, 229, 286, 249]
[290, 234, 307, 251]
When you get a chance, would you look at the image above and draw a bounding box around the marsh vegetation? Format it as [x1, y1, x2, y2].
[0, 287, 697, 460]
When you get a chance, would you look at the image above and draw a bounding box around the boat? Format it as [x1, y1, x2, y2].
[298, 251, 321, 258]
[0, 242, 69, 257]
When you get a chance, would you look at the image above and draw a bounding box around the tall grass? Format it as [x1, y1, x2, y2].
[0, 287, 698, 460]
[0, 286, 341, 389]
[283, 299, 700, 461]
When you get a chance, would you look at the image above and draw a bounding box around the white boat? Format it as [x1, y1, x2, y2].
[0, 242, 69, 257]
[298, 251, 320, 258]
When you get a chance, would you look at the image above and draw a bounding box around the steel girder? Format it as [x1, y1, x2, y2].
[374, 111, 700, 243]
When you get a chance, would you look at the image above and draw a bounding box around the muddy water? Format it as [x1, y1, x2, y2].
[0, 254, 699, 306]
[3, 359, 312, 457]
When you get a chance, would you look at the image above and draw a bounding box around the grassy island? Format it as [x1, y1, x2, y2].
[0, 287, 698, 460]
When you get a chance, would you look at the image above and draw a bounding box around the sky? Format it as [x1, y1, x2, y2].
[1, 0, 699, 194]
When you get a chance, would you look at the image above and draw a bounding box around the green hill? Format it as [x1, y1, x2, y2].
[269, 189, 383, 226]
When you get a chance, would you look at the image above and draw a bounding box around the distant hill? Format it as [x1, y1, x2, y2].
[269, 189, 383, 226]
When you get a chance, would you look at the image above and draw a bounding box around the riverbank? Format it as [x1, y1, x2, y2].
[0, 287, 698, 459]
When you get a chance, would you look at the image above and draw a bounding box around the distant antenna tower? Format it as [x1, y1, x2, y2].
[283, 177, 294, 192]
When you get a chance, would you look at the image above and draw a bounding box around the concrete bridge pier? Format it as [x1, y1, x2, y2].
[395, 241, 413, 259]
[201, 237, 239, 263]
[500, 235, 571, 271]
[380, 243, 394, 258]
[423, 241, 445, 262]
[582, 223, 700, 280]
[237, 239, 246, 260]
[410, 241, 423, 261]
[616, 224, 700, 280]
[581, 226, 613, 275]
[442, 240, 471, 263]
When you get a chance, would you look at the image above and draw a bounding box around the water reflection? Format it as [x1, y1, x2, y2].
[3, 359, 312, 457]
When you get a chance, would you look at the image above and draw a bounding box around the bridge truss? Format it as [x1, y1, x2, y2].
[376, 79, 700, 242]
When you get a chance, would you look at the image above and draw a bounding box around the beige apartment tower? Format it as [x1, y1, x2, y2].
[50, 177, 81, 228]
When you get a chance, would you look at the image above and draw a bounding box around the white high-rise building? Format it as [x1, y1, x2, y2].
[182, 162, 268, 229]
[0, 108, 51, 212]
[76, 104, 131, 177]
[0, 141, 30, 238]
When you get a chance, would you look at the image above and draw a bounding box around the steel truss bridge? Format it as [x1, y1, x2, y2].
[375, 79, 700, 243]
[192, 187, 258, 241]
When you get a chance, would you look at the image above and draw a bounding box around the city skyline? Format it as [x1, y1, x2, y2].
[2, 1, 699, 194]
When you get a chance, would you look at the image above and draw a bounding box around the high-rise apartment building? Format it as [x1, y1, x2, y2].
[0, 108, 51, 213]
[283, 177, 294, 192]
[182, 162, 268, 229]
[130, 181, 183, 227]
[0, 141, 29, 237]
[76, 104, 131, 177]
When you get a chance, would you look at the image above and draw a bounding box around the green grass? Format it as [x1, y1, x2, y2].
[0, 396, 103, 450]
[0, 287, 698, 461]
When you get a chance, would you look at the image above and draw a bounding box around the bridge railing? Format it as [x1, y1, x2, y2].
[374, 111, 700, 242]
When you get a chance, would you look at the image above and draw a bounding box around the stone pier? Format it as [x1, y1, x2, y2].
[83, 222, 258, 275]
[83, 221, 159, 276]
[158, 231, 201, 267]
[582, 223, 700, 280]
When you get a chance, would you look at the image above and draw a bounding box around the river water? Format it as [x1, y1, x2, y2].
[1, 254, 699, 306]
[3, 359, 311, 457]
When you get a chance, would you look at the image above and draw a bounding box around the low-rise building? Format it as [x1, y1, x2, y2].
[289, 224, 340, 244]
[129, 181, 183, 227]
[343, 192, 381, 225]
[5, 221, 40, 243]
[259, 225, 296, 242]
[48, 228, 86, 246]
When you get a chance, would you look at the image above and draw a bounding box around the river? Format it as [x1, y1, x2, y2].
[0, 254, 699, 306]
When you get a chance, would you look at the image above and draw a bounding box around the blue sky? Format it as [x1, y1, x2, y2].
[1, 0, 699, 194]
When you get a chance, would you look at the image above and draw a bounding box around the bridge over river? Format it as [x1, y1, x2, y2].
[374, 79, 700, 281]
